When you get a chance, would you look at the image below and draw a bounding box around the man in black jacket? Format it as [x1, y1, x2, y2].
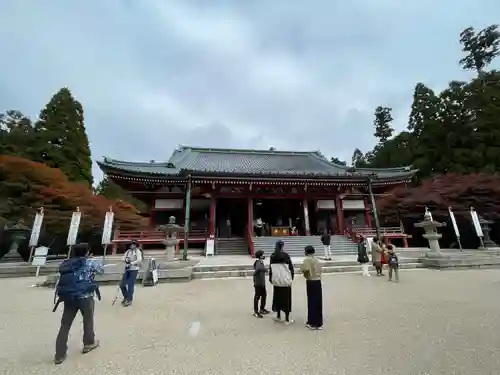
[320, 230, 332, 260]
[252, 250, 269, 318]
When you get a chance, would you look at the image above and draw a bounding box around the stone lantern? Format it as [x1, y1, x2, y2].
[1, 220, 31, 263]
[478, 215, 498, 248]
[159, 216, 184, 261]
[414, 210, 447, 255]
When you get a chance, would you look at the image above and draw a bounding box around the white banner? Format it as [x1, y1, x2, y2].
[29, 208, 44, 247]
[101, 210, 114, 245]
[470, 207, 483, 237]
[67, 209, 82, 246]
[448, 207, 460, 238]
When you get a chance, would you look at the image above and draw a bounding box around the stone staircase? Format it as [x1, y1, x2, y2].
[252, 235, 358, 257]
[192, 258, 423, 279]
[215, 237, 249, 255]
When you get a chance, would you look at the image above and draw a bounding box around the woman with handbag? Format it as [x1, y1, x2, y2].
[269, 240, 294, 325]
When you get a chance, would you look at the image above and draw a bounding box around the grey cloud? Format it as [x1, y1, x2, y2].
[1, 0, 499, 183]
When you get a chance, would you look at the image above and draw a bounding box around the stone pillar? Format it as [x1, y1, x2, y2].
[335, 196, 344, 234]
[209, 195, 217, 237]
[303, 199, 311, 236]
[364, 197, 372, 228]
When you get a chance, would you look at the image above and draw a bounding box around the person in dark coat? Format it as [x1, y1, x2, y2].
[358, 239, 370, 276]
[269, 240, 294, 324]
[320, 230, 332, 260]
[301, 245, 323, 330]
[252, 250, 270, 318]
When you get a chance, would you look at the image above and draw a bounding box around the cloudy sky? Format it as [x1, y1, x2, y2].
[1, 1, 499, 181]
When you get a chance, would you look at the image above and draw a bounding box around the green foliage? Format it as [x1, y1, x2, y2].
[459, 25, 500, 73]
[0, 110, 36, 158]
[33, 87, 93, 186]
[373, 106, 394, 143]
[95, 176, 147, 213]
[351, 148, 367, 167]
[353, 24, 500, 179]
[330, 157, 347, 166]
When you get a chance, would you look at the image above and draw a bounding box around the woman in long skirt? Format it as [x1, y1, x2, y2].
[269, 240, 294, 325]
[301, 245, 323, 330]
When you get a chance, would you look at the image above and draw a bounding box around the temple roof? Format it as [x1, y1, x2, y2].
[97, 146, 417, 180]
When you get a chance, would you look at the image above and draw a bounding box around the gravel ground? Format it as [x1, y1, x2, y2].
[1, 269, 500, 375]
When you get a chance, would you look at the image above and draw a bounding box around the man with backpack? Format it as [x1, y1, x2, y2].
[119, 240, 143, 307]
[54, 243, 103, 365]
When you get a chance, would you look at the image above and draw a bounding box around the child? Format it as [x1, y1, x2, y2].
[387, 244, 399, 282]
[253, 250, 269, 318]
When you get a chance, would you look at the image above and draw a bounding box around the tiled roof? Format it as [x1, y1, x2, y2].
[98, 146, 417, 180]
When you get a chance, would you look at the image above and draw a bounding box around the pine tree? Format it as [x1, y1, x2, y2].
[373, 106, 394, 143]
[34, 88, 93, 185]
[330, 157, 347, 166]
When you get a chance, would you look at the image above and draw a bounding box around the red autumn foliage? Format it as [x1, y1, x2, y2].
[377, 173, 500, 224]
[0, 155, 147, 235]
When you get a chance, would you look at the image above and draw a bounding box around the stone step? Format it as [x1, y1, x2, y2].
[192, 262, 424, 279]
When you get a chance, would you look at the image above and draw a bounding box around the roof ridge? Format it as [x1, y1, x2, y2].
[178, 145, 318, 156]
[102, 157, 173, 168]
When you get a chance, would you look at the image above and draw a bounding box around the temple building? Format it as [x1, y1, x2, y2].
[98, 146, 417, 255]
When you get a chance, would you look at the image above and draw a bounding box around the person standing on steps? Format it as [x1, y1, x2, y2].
[301, 245, 323, 330]
[320, 230, 332, 260]
[253, 250, 270, 318]
[371, 237, 384, 276]
[269, 240, 294, 325]
[120, 240, 143, 307]
[53, 243, 103, 365]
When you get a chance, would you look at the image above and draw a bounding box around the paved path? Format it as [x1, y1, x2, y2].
[1, 269, 500, 375]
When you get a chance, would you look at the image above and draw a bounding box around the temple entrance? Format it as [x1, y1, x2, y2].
[253, 199, 305, 236]
[216, 198, 247, 237]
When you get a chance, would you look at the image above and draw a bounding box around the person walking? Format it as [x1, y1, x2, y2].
[386, 244, 400, 282]
[252, 250, 270, 318]
[269, 240, 294, 325]
[301, 245, 323, 330]
[53, 243, 103, 365]
[120, 240, 143, 307]
[320, 230, 332, 260]
[358, 239, 370, 276]
[371, 237, 384, 276]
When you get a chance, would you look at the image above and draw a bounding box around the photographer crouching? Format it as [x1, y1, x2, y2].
[120, 240, 143, 307]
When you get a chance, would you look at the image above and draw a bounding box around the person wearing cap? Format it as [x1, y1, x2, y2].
[120, 240, 143, 307]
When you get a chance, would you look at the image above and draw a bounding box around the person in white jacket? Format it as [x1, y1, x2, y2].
[119, 240, 143, 307]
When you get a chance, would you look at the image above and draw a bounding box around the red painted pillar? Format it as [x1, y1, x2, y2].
[364, 197, 372, 228]
[209, 195, 216, 237]
[247, 197, 254, 256]
[303, 199, 311, 235]
[335, 196, 344, 234]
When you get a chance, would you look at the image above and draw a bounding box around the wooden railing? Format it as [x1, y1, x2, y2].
[346, 226, 410, 247]
[113, 228, 208, 245]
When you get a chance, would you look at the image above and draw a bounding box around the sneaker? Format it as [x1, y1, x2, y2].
[253, 312, 263, 319]
[260, 309, 270, 315]
[316, 326, 323, 330]
[305, 323, 313, 329]
[273, 316, 282, 322]
[120, 299, 127, 306]
[82, 340, 100, 354]
[123, 301, 132, 307]
[54, 354, 66, 365]
[284, 319, 294, 326]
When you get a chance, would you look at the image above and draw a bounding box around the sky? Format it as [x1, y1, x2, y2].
[1, 0, 499, 182]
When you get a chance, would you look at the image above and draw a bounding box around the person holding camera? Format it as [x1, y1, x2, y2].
[120, 240, 143, 307]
